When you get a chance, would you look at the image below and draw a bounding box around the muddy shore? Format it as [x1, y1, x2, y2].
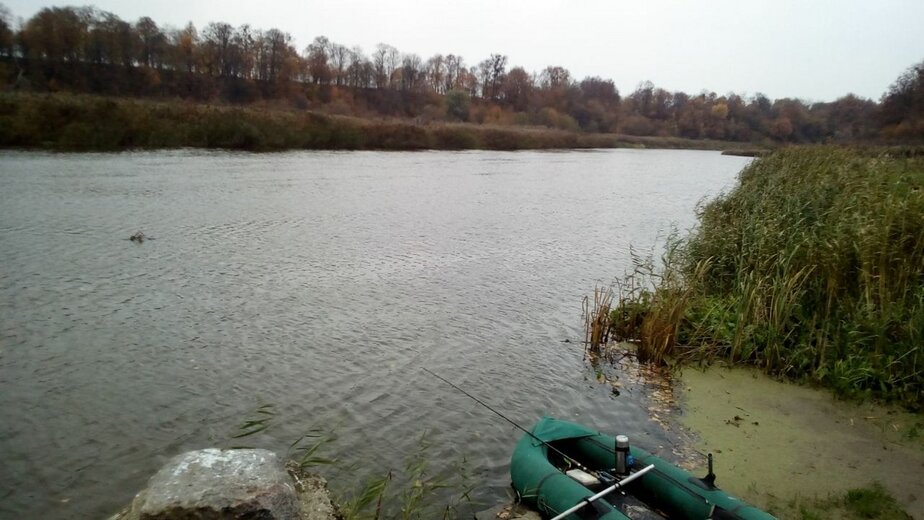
[674, 367, 923, 518]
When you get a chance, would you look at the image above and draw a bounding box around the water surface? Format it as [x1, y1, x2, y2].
[0, 149, 749, 518]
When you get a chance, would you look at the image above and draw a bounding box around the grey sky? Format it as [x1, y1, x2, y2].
[5, 0, 923, 101]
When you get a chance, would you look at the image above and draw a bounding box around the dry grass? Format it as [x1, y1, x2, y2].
[583, 285, 614, 350]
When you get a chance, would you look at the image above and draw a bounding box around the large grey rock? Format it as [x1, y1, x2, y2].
[108, 449, 340, 520]
[138, 449, 300, 520]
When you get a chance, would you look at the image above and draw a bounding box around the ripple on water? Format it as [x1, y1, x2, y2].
[0, 149, 751, 519]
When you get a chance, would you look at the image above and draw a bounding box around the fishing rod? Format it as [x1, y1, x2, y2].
[422, 368, 600, 477]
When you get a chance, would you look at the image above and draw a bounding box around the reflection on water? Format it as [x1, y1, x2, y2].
[0, 149, 749, 518]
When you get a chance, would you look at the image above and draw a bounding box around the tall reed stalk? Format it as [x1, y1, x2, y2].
[583, 285, 614, 350]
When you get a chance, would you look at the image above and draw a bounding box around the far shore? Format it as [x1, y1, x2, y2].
[0, 92, 771, 153]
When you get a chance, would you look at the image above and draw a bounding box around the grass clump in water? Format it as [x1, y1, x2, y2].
[612, 147, 924, 408]
[226, 406, 473, 519]
[336, 432, 474, 520]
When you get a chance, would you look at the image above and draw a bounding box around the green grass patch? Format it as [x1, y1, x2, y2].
[776, 483, 912, 519]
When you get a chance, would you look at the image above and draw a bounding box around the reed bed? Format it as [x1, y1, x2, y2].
[612, 147, 924, 408]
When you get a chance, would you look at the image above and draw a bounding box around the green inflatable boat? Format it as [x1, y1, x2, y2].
[510, 417, 776, 520]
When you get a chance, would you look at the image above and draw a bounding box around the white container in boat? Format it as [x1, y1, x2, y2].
[565, 468, 600, 486]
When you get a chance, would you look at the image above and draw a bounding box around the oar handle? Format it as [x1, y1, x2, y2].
[549, 464, 655, 520]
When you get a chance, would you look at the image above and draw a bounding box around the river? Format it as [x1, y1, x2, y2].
[0, 149, 750, 518]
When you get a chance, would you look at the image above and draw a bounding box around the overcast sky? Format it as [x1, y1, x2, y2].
[4, 0, 923, 102]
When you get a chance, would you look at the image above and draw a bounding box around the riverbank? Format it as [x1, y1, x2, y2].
[676, 366, 923, 519]
[613, 147, 924, 409]
[0, 92, 757, 152]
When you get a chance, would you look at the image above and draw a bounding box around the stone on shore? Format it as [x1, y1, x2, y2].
[110, 448, 338, 520]
[474, 503, 542, 520]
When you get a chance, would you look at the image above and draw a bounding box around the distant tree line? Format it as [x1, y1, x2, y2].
[1, 4, 922, 143]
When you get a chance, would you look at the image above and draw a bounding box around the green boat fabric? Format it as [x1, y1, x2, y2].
[527, 417, 597, 444]
[510, 417, 777, 520]
[511, 428, 626, 519]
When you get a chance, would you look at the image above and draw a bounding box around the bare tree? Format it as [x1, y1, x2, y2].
[425, 54, 445, 94]
[399, 53, 421, 91]
[135, 16, 165, 68]
[501, 66, 533, 111]
[385, 45, 401, 88]
[202, 22, 234, 76]
[372, 43, 394, 89]
[168, 22, 199, 73]
[346, 46, 371, 88]
[235, 24, 255, 79]
[444, 54, 464, 93]
[478, 53, 507, 100]
[304, 35, 330, 84]
[328, 42, 350, 86]
[264, 28, 291, 82]
[0, 3, 11, 57]
[539, 66, 571, 89]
